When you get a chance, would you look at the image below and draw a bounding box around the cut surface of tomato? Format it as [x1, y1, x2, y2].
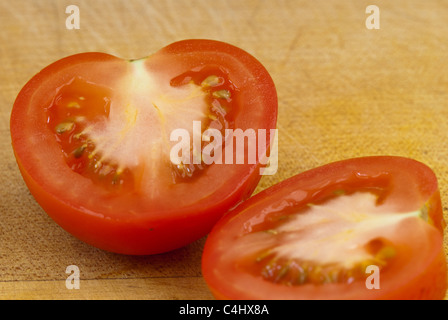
[201, 156, 447, 300]
[10, 40, 278, 255]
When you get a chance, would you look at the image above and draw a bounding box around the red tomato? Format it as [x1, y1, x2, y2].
[10, 40, 278, 255]
[202, 156, 447, 299]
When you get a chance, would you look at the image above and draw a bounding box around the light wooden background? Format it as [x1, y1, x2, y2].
[1, 0, 448, 299]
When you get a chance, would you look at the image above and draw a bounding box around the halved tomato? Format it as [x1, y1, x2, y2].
[10, 39, 278, 255]
[202, 156, 447, 299]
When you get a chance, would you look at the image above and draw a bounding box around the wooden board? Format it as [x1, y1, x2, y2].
[1, 0, 448, 299]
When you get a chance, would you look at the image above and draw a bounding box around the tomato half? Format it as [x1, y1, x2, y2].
[202, 156, 447, 300]
[10, 39, 278, 255]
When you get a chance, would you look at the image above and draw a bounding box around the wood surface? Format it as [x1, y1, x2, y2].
[1, 0, 448, 300]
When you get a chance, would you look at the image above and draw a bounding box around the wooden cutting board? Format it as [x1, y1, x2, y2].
[1, 0, 447, 299]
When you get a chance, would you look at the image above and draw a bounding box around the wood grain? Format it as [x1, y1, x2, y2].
[0, 277, 213, 300]
[1, 0, 448, 299]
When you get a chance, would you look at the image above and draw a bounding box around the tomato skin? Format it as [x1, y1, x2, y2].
[202, 156, 447, 300]
[10, 40, 278, 255]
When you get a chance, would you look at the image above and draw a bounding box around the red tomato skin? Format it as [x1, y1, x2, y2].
[10, 40, 278, 255]
[202, 156, 447, 300]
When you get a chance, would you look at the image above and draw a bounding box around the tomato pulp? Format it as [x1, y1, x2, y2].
[202, 156, 447, 299]
[10, 40, 278, 255]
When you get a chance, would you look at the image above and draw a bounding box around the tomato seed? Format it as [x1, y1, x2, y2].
[201, 75, 222, 88]
[274, 262, 291, 283]
[55, 122, 74, 134]
[67, 101, 81, 109]
[255, 250, 272, 262]
[212, 90, 231, 99]
[73, 145, 86, 158]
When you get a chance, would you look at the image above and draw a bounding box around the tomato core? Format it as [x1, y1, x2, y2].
[236, 191, 422, 286]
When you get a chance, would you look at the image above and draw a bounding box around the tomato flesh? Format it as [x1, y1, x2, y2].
[202, 156, 447, 299]
[11, 40, 278, 255]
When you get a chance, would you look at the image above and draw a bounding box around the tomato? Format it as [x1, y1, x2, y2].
[10, 39, 278, 255]
[202, 156, 447, 300]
